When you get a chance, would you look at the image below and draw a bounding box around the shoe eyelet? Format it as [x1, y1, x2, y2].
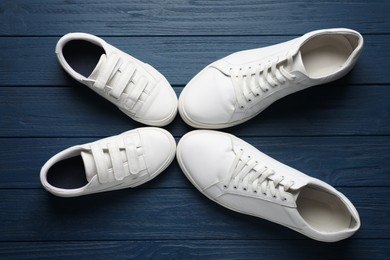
[282, 198, 287, 201]
[233, 186, 237, 189]
[240, 105, 245, 109]
[243, 187, 247, 191]
[223, 185, 228, 189]
[254, 190, 257, 194]
[263, 192, 267, 196]
[273, 195, 277, 198]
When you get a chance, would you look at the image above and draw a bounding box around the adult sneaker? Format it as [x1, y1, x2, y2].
[179, 28, 363, 129]
[40, 128, 176, 197]
[177, 130, 360, 242]
[56, 33, 177, 126]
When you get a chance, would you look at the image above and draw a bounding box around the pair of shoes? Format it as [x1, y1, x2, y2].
[41, 34, 178, 197]
[174, 28, 362, 242]
[40, 29, 362, 242]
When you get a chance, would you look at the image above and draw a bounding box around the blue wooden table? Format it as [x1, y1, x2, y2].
[0, 0, 389, 259]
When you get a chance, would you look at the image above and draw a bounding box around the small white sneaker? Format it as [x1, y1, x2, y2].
[179, 28, 363, 129]
[40, 128, 176, 197]
[56, 33, 177, 126]
[177, 130, 360, 242]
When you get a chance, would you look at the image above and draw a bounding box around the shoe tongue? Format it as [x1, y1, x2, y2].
[287, 181, 307, 202]
[80, 151, 97, 182]
[88, 53, 107, 80]
[290, 51, 307, 75]
[290, 189, 302, 201]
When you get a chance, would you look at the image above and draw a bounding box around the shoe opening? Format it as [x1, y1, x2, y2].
[300, 33, 360, 78]
[63, 40, 105, 77]
[47, 155, 88, 189]
[296, 185, 357, 233]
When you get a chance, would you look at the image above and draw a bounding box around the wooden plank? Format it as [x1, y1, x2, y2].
[0, 239, 387, 259]
[1, 85, 389, 137]
[0, 35, 388, 86]
[0, 0, 387, 256]
[1, 136, 389, 189]
[0, 0, 388, 36]
[0, 188, 387, 241]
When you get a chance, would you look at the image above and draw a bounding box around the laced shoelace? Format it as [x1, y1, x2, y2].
[230, 53, 296, 109]
[223, 148, 295, 201]
[90, 139, 141, 184]
[93, 53, 149, 112]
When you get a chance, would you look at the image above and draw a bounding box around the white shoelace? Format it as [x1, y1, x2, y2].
[90, 139, 141, 184]
[230, 53, 296, 109]
[223, 148, 294, 201]
[93, 53, 148, 112]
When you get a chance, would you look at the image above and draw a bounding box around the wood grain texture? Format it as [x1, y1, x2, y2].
[0, 188, 388, 241]
[0, 0, 389, 257]
[0, 136, 388, 189]
[1, 85, 389, 137]
[0, 35, 388, 86]
[0, 240, 387, 260]
[0, 0, 388, 36]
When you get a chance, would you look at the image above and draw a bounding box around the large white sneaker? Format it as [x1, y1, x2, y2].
[56, 33, 177, 126]
[40, 128, 176, 197]
[179, 28, 363, 129]
[177, 130, 360, 242]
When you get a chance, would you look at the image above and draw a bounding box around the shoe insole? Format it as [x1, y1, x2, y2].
[296, 186, 352, 232]
[301, 35, 353, 78]
[47, 156, 88, 189]
[62, 40, 105, 77]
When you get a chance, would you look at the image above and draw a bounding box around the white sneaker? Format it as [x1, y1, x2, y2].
[56, 33, 177, 126]
[177, 130, 360, 242]
[179, 28, 363, 129]
[40, 128, 176, 197]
